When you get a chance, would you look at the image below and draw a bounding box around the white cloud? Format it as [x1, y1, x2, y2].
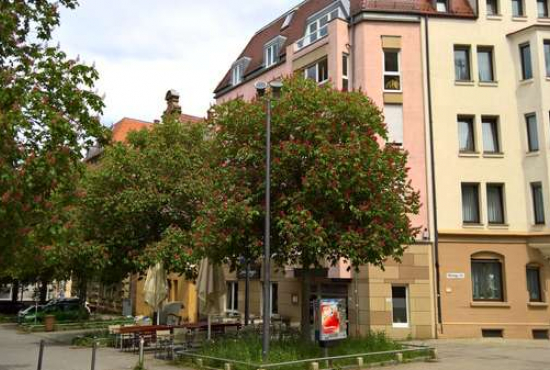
[54, 0, 299, 125]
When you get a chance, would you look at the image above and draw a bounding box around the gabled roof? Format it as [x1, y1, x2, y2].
[214, 0, 475, 96]
[214, 0, 336, 94]
[112, 117, 153, 143]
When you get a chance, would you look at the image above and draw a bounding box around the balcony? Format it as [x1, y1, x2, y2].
[294, 25, 328, 52]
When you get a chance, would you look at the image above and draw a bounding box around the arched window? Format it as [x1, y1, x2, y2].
[471, 253, 504, 302]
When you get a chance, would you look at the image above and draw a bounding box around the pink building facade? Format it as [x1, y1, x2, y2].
[212, 0, 473, 338]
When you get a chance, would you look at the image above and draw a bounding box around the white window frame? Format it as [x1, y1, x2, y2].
[265, 43, 278, 68]
[342, 53, 349, 91]
[383, 49, 402, 92]
[226, 281, 238, 311]
[436, 0, 448, 12]
[392, 285, 409, 328]
[304, 59, 328, 85]
[232, 64, 244, 86]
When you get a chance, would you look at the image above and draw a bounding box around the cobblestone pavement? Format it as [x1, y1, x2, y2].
[0, 324, 184, 370]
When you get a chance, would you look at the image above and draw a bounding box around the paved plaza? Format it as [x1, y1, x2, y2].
[2, 324, 550, 370]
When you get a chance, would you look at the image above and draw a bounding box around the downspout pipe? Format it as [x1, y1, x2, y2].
[424, 15, 443, 330]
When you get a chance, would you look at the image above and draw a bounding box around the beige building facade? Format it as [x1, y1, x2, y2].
[428, 0, 550, 338]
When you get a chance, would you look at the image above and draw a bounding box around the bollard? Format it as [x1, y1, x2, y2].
[224, 363, 232, 370]
[91, 338, 97, 370]
[430, 348, 438, 361]
[196, 359, 204, 368]
[356, 357, 364, 369]
[310, 361, 320, 370]
[396, 352, 404, 363]
[37, 340, 45, 370]
[138, 336, 145, 366]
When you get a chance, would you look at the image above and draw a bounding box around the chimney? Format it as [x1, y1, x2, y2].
[164, 89, 182, 117]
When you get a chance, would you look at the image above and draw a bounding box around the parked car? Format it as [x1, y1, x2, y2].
[17, 298, 89, 323]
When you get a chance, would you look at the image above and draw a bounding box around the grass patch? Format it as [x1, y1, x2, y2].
[71, 330, 115, 347]
[176, 332, 427, 370]
[0, 314, 16, 323]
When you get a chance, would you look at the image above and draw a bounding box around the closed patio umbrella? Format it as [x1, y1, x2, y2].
[196, 258, 226, 340]
[144, 262, 169, 325]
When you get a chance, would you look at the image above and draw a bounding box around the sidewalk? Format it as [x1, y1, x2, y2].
[0, 324, 186, 370]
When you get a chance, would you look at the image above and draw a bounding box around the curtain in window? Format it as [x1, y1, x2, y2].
[472, 260, 503, 301]
[545, 42, 550, 77]
[533, 184, 545, 224]
[482, 120, 498, 152]
[527, 268, 541, 302]
[487, 186, 504, 224]
[462, 185, 479, 223]
[527, 115, 539, 151]
[486, 0, 497, 15]
[512, 0, 523, 15]
[454, 49, 470, 80]
[478, 50, 493, 82]
[459, 119, 474, 152]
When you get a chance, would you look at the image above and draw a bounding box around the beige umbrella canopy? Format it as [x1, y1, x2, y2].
[143, 262, 169, 324]
[197, 258, 226, 339]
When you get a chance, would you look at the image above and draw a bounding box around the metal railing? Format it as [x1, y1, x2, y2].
[294, 25, 329, 52]
[177, 344, 436, 370]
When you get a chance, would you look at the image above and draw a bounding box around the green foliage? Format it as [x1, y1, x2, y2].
[177, 332, 419, 370]
[76, 117, 208, 282]
[0, 0, 109, 280]
[195, 76, 420, 273]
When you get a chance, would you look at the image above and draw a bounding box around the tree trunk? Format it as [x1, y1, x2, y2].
[300, 265, 312, 342]
[11, 280, 19, 302]
[77, 274, 88, 305]
[39, 281, 48, 304]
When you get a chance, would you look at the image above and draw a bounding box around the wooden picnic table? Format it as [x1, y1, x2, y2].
[118, 324, 172, 335]
[178, 321, 242, 332]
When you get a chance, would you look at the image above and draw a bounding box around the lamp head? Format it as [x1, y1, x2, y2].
[269, 81, 283, 99]
[255, 81, 268, 97]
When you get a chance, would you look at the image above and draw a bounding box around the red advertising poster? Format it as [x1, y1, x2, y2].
[319, 298, 347, 341]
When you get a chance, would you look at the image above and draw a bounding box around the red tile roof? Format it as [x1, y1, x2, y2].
[111, 117, 153, 143]
[214, 0, 475, 95]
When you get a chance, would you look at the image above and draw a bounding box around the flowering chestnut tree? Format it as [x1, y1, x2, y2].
[195, 77, 421, 338]
[0, 0, 109, 292]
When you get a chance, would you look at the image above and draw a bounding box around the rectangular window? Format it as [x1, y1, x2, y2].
[265, 43, 279, 68]
[384, 104, 404, 145]
[487, 0, 499, 14]
[454, 46, 471, 81]
[462, 183, 481, 224]
[226, 282, 239, 311]
[270, 283, 279, 315]
[383, 50, 401, 91]
[532, 182, 546, 225]
[232, 64, 244, 86]
[482, 116, 500, 153]
[304, 58, 328, 84]
[512, 0, 524, 16]
[520, 43, 533, 80]
[392, 286, 408, 327]
[342, 53, 349, 91]
[487, 184, 505, 224]
[472, 259, 504, 301]
[526, 114, 539, 152]
[527, 267, 542, 302]
[478, 47, 495, 82]
[436, 0, 448, 12]
[458, 116, 476, 153]
[544, 41, 550, 77]
[538, 0, 549, 17]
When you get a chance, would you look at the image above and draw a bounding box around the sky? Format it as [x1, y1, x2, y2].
[54, 0, 299, 126]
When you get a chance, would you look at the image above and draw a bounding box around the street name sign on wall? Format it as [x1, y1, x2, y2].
[446, 272, 465, 279]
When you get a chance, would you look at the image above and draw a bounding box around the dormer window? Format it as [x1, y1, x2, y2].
[264, 36, 286, 69]
[436, 0, 448, 12]
[232, 64, 244, 86]
[265, 43, 279, 68]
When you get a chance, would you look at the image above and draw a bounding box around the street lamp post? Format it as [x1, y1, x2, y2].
[255, 80, 282, 362]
